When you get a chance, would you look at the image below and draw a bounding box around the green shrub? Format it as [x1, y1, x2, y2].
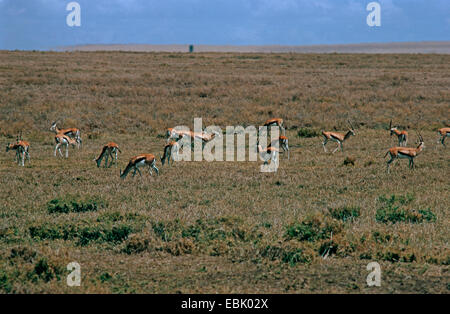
[0, 271, 12, 293]
[285, 216, 340, 242]
[30, 223, 133, 246]
[33, 258, 54, 282]
[297, 128, 319, 138]
[261, 245, 310, 266]
[376, 194, 435, 224]
[281, 249, 309, 266]
[318, 241, 339, 257]
[329, 206, 360, 222]
[47, 196, 105, 214]
[99, 272, 112, 283]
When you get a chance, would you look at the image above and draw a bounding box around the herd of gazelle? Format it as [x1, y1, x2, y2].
[4, 119, 450, 175]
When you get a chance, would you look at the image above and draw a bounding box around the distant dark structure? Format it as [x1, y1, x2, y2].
[189, 45, 194, 53]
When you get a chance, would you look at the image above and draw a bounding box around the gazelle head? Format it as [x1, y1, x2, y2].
[346, 120, 356, 138]
[389, 119, 397, 136]
[416, 131, 425, 149]
[50, 121, 58, 132]
[6, 143, 12, 152]
[93, 156, 101, 168]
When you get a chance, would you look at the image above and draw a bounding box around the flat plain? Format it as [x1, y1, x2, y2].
[0, 51, 448, 293]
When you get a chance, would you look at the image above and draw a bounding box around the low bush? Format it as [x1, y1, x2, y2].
[376, 194, 435, 224]
[47, 195, 105, 214]
[328, 206, 360, 222]
[285, 215, 341, 242]
[297, 128, 319, 138]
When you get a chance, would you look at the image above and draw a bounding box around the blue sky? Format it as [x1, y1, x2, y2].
[0, 0, 449, 50]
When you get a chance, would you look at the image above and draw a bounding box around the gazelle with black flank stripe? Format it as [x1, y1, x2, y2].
[120, 154, 159, 179]
[94, 142, 121, 168]
[384, 132, 425, 173]
[6, 138, 30, 166]
[54, 133, 77, 158]
[322, 120, 356, 153]
[50, 121, 82, 148]
[437, 127, 450, 147]
[160, 134, 187, 166]
[389, 120, 408, 147]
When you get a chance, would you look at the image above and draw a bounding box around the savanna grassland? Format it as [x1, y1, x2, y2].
[0, 51, 449, 293]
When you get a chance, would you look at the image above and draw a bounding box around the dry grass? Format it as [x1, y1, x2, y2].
[0, 51, 449, 293]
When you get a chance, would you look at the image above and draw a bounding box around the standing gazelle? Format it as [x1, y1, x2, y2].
[257, 138, 279, 165]
[437, 127, 450, 147]
[389, 120, 408, 146]
[322, 120, 356, 153]
[50, 121, 82, 148]
[384, 132, 425, 173]
[94, 142, 121, 168]
[120, 154, 159, 179]
[269, 136, 289, 159]
[54, 134, 77, 158]
[6, 140, 30, 166]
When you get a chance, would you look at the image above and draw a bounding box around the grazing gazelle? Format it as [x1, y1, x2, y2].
[94, 142, 121, 168]
[50, 121, 82, 148]
[269, 136, 289, 159]
[54, 133, 77, 158]
[257, 138, 279, 165]
[6, 140, 30, 166]
[384, 132, 425, 173]
[160, 140, 180, 166]
[437, 127, 450, 146]
[120, 154, 159, 179]
[389, 120, 408, 147]
[322, 120, 356, 153]
[262, 118, 285, 136]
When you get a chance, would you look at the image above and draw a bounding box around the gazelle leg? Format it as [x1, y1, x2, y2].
[104, 153, 109, 168]
[65, 144, 69, 158]
[148, 165, 153, 176]
[322, 139, 328, 153]
[22, 151, 25, 166]
[54, 143, 59, 157]
[332, 142, 340, 154]
[387, 156, 395, 173]
[153, 165, 159, 175]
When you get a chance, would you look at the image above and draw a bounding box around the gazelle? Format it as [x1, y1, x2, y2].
[437, 127, 450, 146]
[160, 140, 180, 166]
[54, 133, 77, 158]
[6, 140, 30, 166]
[262, 118, 285, 136]
[160, 133, 188, 166]
[50, 121, 82, 148]
[257, 138, 279, 165]
[269, 136, 289, 159]
[322, 121, 356, 153]
[197, 130, 222, 149]
[120, 154, 159, 179]
[384, 132, 425, 173]
[177, 130, 221, 150]
[94, 142, 121, 168]
[166, 128, 185, 143]
[389, 120, 408, 147]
